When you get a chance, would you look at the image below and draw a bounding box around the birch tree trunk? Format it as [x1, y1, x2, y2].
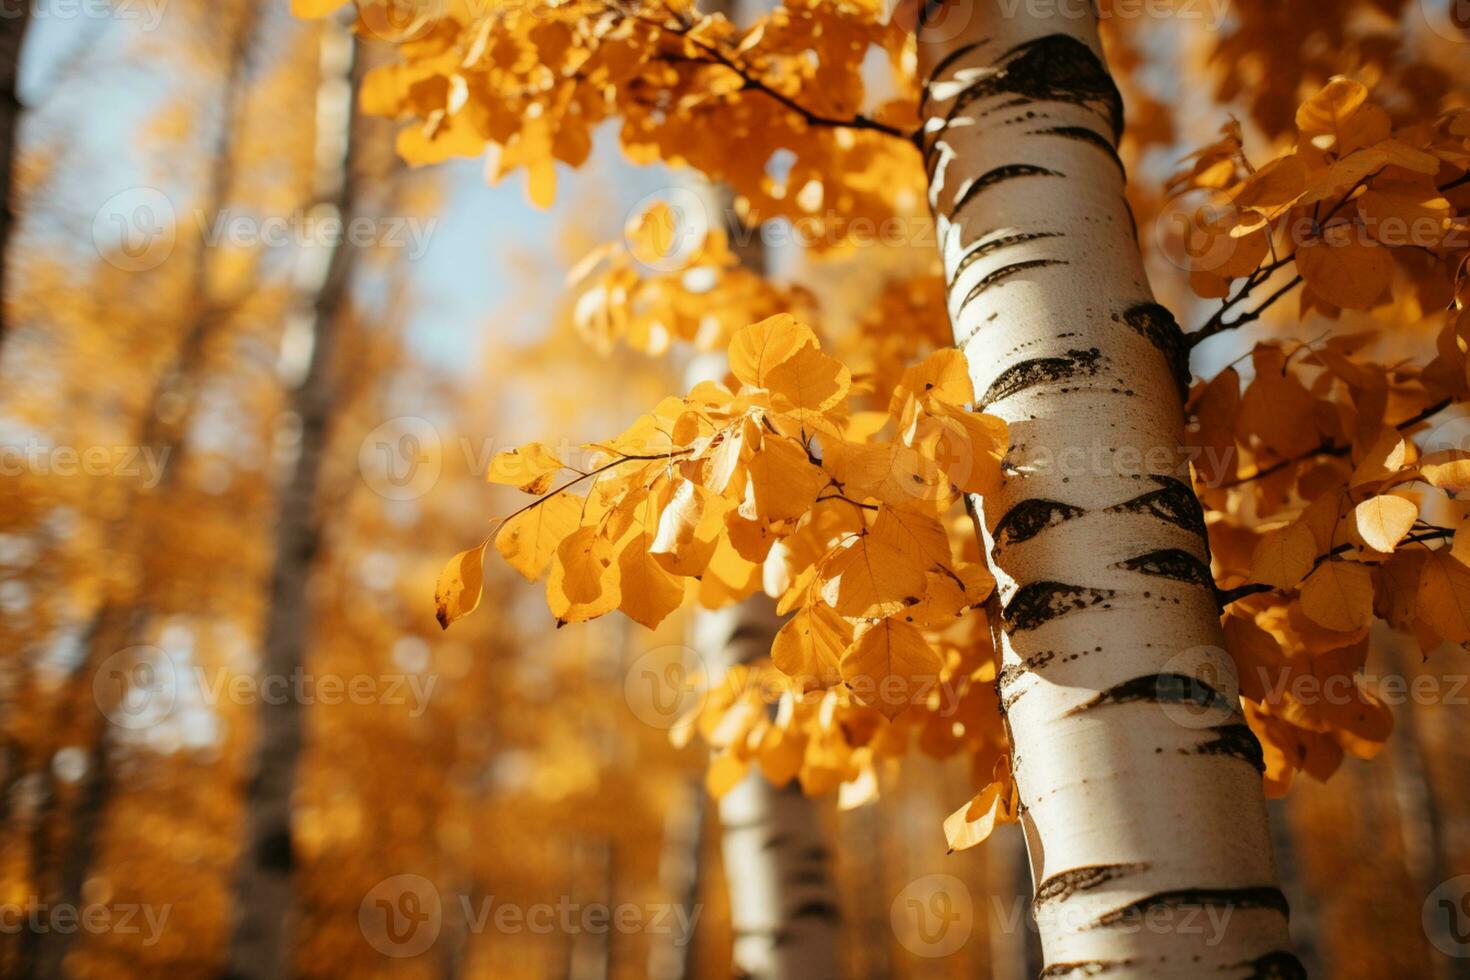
[224, 20, 363, 980]
[694, 603, 842, 980]
[916, 3, 1299, 975]
[0, 0, 29, 350]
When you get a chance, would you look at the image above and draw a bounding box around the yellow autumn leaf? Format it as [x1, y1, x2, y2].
[728, 314, 817, 390]
[547, 526, 620, 624]
[1295, 77, 1375, 150]
[1417, 551, 1470, 645]
[292, 0, 349, 17]
[839, 617, 942, 720]
[1419, 452, 1470, 493]
[1352, 494, 1417, 553]
[943, 758, 1018, 852]
[890, 348, 974, 416]
[434, 541, 486, 629]
[741, 434, 826, 522]
[649, 479, 722, 577]
[765, 341, 851, 426]
[486, 442, 565, 494]
[771, 601, 848, 691]
[617, 538, 686, 629]
[1250, 521, 1318, 588]
[1296, 226, 1392, 310]
[1299, 561, 1374, 632]
[494, 493, 581, 581]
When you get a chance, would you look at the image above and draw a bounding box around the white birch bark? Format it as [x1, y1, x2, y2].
[694, 603, 842, 980]
[915, 2, 1300, 975]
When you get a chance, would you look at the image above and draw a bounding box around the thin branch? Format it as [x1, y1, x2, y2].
[490, 449, 693, 535]
[1219, 397, 1453, 490]
[619, 6, 911, 142]
[1188, 275, 1302, 349]
[1217, 527, 1455, 609]
[1439, 171, 1470, 194]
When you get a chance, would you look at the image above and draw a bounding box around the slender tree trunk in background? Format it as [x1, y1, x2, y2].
[5, 10, 263, 976]
[695, 603, 842, 980]
[1381, 640, 1464, 980]
[0, 0, 30, 351]
[917, 3, 1296, 975]
[224, 22, 363, 980]
[647, 777, 706, 980]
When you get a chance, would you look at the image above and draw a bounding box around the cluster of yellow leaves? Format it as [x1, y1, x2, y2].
[437, 314, 1012, 793]
[304, 0, 921, 245]
[1203, 0, 1465, 141]
[1169, 79, 1469, 314]
[677, 645, 1008, 815]
[567, 200, 812, 355]
[1192, 316, 1470, 792]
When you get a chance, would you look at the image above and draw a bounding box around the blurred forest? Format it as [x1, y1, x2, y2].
[0, 1, 1465, 979]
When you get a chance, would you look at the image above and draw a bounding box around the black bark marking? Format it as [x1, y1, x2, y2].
[1091, 886, 1289, 930]
[786, 900, 841, 924]
[1035, 863, 1147, 908]
[936, 34, 1124, 142]
[917, 0, 948, 29]
[952, 163, 1062, 216]
[958, 259, 1067, 317]
[1235, 952, 1309, 980]
[951, 230, 1062, 286]
[1118, 302, 1191, 400]
[1106, 475, 1207, 540]
[994, 498, 1086, 547]
[978, 347, 1099, 406]
[1191, 723, 1266, 773]
[1069, 673, 1231, 716]
[1113, 548, 1214, 589]
[1040, 961, 1131, 978]
[1028, 124, 1125, 175]
[1003, 582, 1116, 632]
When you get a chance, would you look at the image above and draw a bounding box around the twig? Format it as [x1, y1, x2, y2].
[1188, 275, 1302, 349]
[618, 5, 911, 142]
[1219, 397, 1452, 489]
